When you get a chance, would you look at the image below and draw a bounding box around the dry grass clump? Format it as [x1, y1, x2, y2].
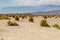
[29, 16, 34, 22]
[8, 21, 19, 26]
[15, 16, 19, 21]
[0, 16, 10, 20]
[52, 24, 60, 30]
[40, 20, 50, 27]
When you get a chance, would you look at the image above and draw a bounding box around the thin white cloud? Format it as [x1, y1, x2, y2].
[40, 0, 60, 4]
[0, 0, 60, 7]
[10, 0, 40, 6]
[9, 0, 60, 6]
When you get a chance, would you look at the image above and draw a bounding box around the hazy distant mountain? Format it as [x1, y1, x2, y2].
[0, 5, 60, 14]
[34, 10, 60, 14]
[0, 6, 39, 13]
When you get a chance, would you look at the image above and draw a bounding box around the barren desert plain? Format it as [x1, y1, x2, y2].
[0, 14, 60, 40]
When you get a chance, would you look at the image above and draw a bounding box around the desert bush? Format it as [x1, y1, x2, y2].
[8, 21, 19, 26]
[15, 16, 19, 21]
[12, 15, 15, 18]
[8, 15, 11, 17]
[48, 16, 51, 18]
[21, 16, 25, 19]
[52, 15, 54, 17]
[52, 24, 60, 29]
[21, 15, 27, 19]
[19, 15, 21, 17]
[55, 16, 57, 18]
[29, 17, 34, 22]
[40, 20, 50, 27]
[43, 16, 47, 19]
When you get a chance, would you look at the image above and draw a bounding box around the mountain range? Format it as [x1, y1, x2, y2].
[0, 5, 60, 14]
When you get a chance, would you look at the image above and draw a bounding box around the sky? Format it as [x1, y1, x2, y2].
[0, 0, 60, 9]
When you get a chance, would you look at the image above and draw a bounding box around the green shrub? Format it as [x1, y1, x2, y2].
[40, 20, 50, 27]
[15, 16, 19, 21]
[8, 21, 19, 26]
[29, 17, 34, 22]
[52, 24, 60, 29]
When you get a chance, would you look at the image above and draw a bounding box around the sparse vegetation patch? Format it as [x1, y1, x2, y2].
[8, 21, 19, 26]
[52, 24, 60, 30]
[15, 16, 19, 21]
[40, 20, 50, 27]
[29, 17, 34, 22]
[0, 16, 10, 20]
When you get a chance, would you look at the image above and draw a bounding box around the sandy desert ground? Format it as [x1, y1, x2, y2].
[0, 15, 60, 40]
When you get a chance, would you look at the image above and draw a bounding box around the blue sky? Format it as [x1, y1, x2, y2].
[0, 0, 60, 9]
[0, 0, 60, 13]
